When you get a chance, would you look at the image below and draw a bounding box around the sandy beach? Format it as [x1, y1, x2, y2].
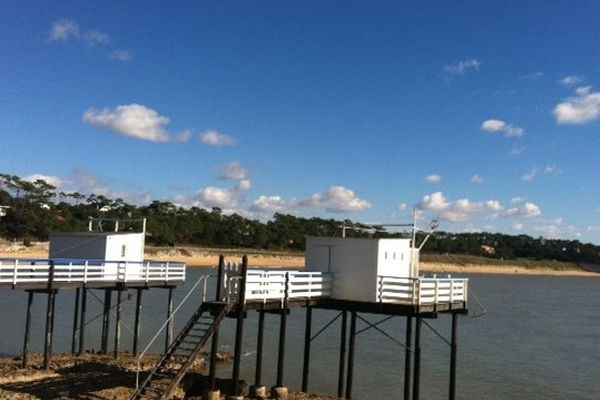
[0, 242, 598, 277]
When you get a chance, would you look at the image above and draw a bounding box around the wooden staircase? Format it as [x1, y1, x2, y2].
[130, 301, 230, 400]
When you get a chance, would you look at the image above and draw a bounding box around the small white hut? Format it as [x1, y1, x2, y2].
[49, 218, 146, 279]
[305, 237, 416, 302]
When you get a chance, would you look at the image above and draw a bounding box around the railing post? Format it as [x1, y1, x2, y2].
[84, 260, 88, 283]
[13, 259, 18, 286]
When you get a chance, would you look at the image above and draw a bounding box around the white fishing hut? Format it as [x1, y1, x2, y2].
[49, 218, 146, 279]
[305, 236, 417, 302]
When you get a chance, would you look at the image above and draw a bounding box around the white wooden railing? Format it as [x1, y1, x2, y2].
[0, 258, 186, 286]
[243, 270, 332, 303]
[377, 275, 468, 305]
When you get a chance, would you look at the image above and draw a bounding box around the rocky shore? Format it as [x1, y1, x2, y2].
[0, 353, 340, 400]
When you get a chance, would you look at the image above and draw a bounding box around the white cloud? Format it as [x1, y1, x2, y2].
[470, 174, 484, 184]
[176, 130, 193, 143]
[443, 59, 481, 76]
[522, 168, 538, 182]
[83, 104, 171, 142]
[560, 75, 584, 86]
[426, 174, 442, 184]
[201, 130, 236, 147]
[49, 19, 80, 41]
[554, 87, 600, 124]
[534, 223, 580, 239]
[250, 196, 292, 214]
[481, 119, 525, 138]
[512, 223, 524, 231]
[219, 162, 248, 181]
[299, 186, 371, 213]
[23, 174, 64, 189]
[109, 50, 133, 62]
[198, 186, 240, 209]
[522, 166, 559, 182]
[510, 196, 524, 205]
[521, 71, 544, 81]
[417, 192, 503, 222]
[509, 146, 525, 156]
[504, 202, 541, 218]
[588, 226, 600, 232]
[49, 19, 110, 46]
[397, 203, 408, 211]
[237, 179, 252, 191]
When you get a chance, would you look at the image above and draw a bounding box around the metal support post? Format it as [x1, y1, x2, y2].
[165, 287, 174, 352]
[43, 261, 56, 370]
[275, 273, 290, 388]
[345, 311, 357, 399]
[133, 288, 143, 356]
[404, 317, 413, 400]
[71, 287, 80, 354]
[449, 313, 458, 400]
[208, 255, 225, 391]
[254, 309, 266, 388]
[232, 256, 248, 395]
[337, 310, 348, 398]
[21, 291, 34, 368]
[101, 289, 112, 353]
[114, 289, 122, 359]
[412, 317, 422, 400]
[301, 304, 312, 392]
[78, 287, 87, 355]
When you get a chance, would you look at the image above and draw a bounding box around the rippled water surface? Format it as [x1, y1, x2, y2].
[2, 269, 599, 399]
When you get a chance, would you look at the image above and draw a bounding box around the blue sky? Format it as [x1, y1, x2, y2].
[1, 1, 599, 243]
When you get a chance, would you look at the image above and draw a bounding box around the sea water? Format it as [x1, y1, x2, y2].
[1, 269, 599, 400]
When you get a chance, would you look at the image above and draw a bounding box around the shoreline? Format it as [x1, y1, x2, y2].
[0, 243, 598, 278]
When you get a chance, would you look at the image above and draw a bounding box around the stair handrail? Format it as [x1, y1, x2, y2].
[135, 274, 211, 389]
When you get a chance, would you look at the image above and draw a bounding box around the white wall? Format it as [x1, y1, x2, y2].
[104, 233, 144, 262]
[306, 237, 414, 302]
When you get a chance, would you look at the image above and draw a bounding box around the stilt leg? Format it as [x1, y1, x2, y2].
[337, 310, 348, 398]
[345, 311, 357, 399]
[71, 287, 80, 354]
[114, 290, 122, 359]
[21, 291, 34, 368]
[404, 317, 413, 400]
[412, 317, 422, 400]
[165, 287, 174, 352]
[449, 313, 458, 400]
[301, 305, 312, 392]
[78, 288, 87, 355]
[133, 288, 143, 356]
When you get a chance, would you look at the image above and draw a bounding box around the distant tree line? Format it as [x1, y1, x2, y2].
[1, 173, 599, 265]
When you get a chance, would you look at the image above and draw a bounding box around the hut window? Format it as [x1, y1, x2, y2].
[121, 245, 126, 257]
[385, 251, 388, 260]
[393, 252, 396, 260]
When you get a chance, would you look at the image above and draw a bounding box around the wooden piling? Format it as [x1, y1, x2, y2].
[301, 303, 312, 392]
[412, 317, 422, 400]
[21, 291, 34, 368]
[404, 316, 413, 400]
[275, 272, 290, 388]
[101, 289, 112, 353]
[337, 310, 348, 398]
[71, 287, 80, 354]
[449, 313, 458, 400]
[232, 256, 248, 395]
[114, 289, 122, 359]
[78, 287, 87, 355]
[43, 261, 56, 370]
[345, 311, 357, 399]
[208, 255, 225, 391]
[165, 287, 174, 352]
[132, 288, 143, 356]
[254, 309, 266, 389]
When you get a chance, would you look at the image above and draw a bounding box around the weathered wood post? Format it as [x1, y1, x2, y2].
[231, 255, 248, 397]
[114, 289, 123, 359]
[271, 271, 290, 399]
[21, 291, 34, 368]
[250, 309, 267, 398]
[71, 287, 80, 354]
[449, 313, 458, 400]
[301, 302, 313, 392]
[78, 287, 87, 355]
[404, 316, 413, 400]
[345, 310, 357, 399]
[100, 289, 112, 353]
[412, 317, 422, 400]
[207, 255, 225, 399]
[165, 286, 174, 352]
[132, 288, 143, 356]
[337, 310, 348, 398]
[43, 260, 56, 370]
